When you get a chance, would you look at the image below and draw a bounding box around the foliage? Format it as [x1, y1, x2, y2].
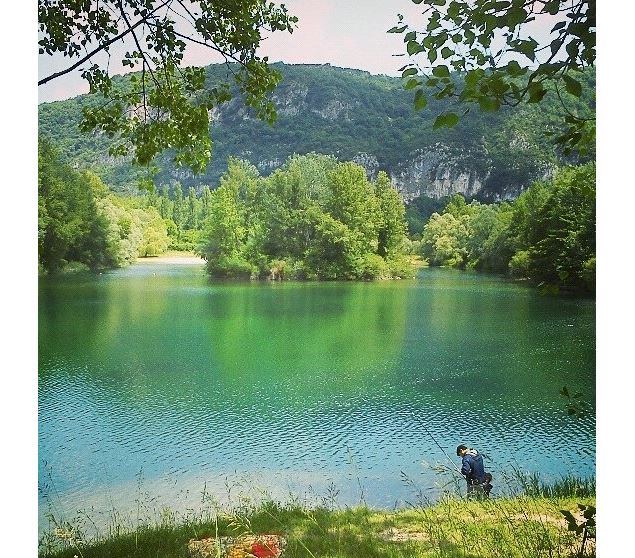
[38, 63, 595, 197]
[38, 139, 170, 273]
[197, 154, 413, 280]
[39, 493, 596, 558]
[561, 504, 596, 558]
[417, 162, 595, 293]
[392, 0, 595, 154]
[39, 1, 297, 171]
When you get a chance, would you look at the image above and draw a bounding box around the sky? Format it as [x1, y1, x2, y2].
[2, 1, 634, 555]
[38, 0, 429, 102]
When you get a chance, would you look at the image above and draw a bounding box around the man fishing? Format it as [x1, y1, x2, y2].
[456, 444, 493, 498]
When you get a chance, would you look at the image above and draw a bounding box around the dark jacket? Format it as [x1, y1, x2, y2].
[461, 449, 486, 483]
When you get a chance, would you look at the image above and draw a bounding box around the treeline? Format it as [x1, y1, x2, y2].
[198, 154, 413, 280]
[39, 143, 413, 280]
[38, 140, 169, 273]
[417, 163, 595, 293]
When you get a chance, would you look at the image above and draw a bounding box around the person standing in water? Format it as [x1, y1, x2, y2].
[456, 444, 493, 498]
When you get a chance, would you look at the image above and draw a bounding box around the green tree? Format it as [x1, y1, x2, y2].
[39, 1, 298, 171]
[138, 207, 170, 256]
[478, 203, 515, 272]
[528, 163, 595, 290]
[172, 182, 185, 232]
[303, 207, 361, 280]
[158, 185, 172, 220]
[38, 140, 112, 271]
[392, 0, 595, 153]
[374, 171, 408, 258]
[186, 186, 199, 230]
[199, 180, 250, 277]
[325, 162, 381, 255]
[420, 211, 470, 267]
[200, 185, 213, 223]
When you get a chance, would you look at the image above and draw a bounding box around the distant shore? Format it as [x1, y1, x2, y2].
[136, 251, 205, 265]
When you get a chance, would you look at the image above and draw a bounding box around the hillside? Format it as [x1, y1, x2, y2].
[38, 63, 595, 201]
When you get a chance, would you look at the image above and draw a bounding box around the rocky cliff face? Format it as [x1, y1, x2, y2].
[39, 63, 576, 200]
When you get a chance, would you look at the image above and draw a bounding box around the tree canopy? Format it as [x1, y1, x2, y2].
[38, 0, 297, 172]
[198, 154, 413, 280]
[418, 162, 595, 293]
[392, 0, 595, 154]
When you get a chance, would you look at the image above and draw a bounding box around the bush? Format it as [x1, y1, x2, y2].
[387, 256, 416, 279]
[509, 249, 532, 277]
[357, 254, 390, 280]
[206, 255, 255, 279]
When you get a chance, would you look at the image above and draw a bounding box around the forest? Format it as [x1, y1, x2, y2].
[39, 136, 594, 292]
[416, 162, 596, 293]
[38, 145, 412, 280]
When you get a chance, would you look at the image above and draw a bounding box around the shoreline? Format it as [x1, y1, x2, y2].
[136, 251, 205, 265]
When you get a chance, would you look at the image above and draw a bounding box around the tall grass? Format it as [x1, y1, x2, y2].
[504, 468, 596, 499]
[39, 466, 596, 558]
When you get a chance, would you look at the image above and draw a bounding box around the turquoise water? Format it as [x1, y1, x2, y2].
[38, 263, 595, 528]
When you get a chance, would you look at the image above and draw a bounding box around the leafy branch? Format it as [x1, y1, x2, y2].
[39, 1, 298, 171]
[391, 0, 595, 154]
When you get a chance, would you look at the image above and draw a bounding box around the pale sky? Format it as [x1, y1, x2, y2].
[38, 0, 567, 104]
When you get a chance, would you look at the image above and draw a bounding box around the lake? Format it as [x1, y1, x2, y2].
[38, 261, 595, 531]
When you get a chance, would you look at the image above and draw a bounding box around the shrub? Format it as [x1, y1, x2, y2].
[509, 249, 532, 277]
[206, 255, 255, 279]
[358, 254, 390, 280]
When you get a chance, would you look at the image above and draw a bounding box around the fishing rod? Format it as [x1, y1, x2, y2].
[412, 411, 463, 476]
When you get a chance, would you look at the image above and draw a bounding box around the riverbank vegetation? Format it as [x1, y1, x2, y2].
[198, 154, 412, 280]
[38, 140, 170, 273]
[39, 143, 413, 280]
[39, 136, 594, 292]
[39, 475, 596, 558]
[415, 163, 595, 294]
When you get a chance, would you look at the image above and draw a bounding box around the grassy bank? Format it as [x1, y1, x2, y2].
[40, 491, 596, 558]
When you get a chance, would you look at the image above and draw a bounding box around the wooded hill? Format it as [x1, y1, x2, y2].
[38, 63, 594, 200]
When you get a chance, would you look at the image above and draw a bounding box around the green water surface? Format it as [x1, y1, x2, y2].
[38, 263, 595, 527]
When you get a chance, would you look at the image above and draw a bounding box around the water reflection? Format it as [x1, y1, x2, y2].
[38, 265, 595, 532]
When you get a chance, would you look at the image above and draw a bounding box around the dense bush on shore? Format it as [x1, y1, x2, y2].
[418, 163, 595, 293]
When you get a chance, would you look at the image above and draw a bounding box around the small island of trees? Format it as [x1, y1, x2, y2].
[38, 146, 414, 280]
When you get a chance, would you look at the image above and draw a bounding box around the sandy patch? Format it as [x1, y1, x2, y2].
[137, 253, 205, 265]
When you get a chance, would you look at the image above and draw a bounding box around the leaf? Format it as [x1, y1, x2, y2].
[388, 25, 407, 33]
[527, 82, 547, 103]
[465, 69, 484, 88]
[562, 74, 582, 97]
[414, 89, 428, 110]
[505, 60, 526, 77]
[433, 112, 459, 129]
[432, 65, 450, 78]
[405, 78, 421, 90]
[507, 7, 528, 27]
[407, 40, 422, 55]
[478, 97, 500, 112]
[551, 21, 567, 33]
[402, 67, 418, 77]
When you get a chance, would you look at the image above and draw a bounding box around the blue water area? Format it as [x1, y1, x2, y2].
[38, 264, 595, 530]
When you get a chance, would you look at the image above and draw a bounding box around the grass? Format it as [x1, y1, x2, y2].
[39, 475, 596, 558]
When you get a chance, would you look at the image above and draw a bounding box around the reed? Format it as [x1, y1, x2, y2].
[39, 473, 596, 558]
